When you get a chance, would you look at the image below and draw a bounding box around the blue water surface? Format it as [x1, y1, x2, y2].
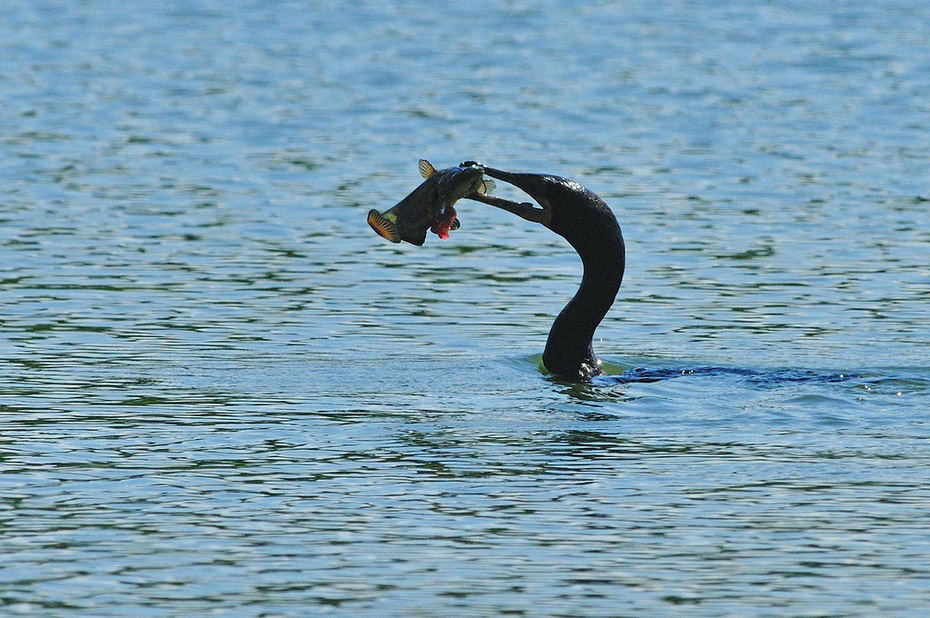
[2, 1, 929, 615]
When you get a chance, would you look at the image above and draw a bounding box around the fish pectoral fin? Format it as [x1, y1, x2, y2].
[477, 179, 496, 195]
[418, 159, 437, 179]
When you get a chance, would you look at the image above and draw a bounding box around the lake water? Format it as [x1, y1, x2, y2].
[2, 1, 929, 615]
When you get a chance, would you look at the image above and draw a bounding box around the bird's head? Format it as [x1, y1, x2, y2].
[463, 163, 621, 257]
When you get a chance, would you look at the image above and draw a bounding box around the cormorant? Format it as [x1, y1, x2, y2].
[466, 164, 625, 381]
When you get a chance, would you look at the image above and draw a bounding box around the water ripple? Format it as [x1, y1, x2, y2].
[2, 0, 930, 614]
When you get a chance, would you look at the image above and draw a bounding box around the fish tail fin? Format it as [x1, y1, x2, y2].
[367, 209, 401, 243]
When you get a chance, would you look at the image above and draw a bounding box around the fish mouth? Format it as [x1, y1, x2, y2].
[367, 209, 401, 243]
[439, 165, 484, 195]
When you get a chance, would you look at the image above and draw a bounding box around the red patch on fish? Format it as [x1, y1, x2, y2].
[430, 205, 458, 240]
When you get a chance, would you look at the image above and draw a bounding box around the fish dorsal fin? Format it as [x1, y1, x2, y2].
[477, 178, 496, 195]
[418, 159, 436, 179]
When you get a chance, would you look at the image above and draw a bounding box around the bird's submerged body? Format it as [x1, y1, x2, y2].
[465, 168, 857, 388]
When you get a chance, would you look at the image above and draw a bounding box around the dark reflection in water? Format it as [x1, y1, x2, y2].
[608, 365, 856, 385]
[2, 0, 930, 615]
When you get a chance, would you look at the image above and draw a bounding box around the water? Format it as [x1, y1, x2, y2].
[2, 1, 929, 614]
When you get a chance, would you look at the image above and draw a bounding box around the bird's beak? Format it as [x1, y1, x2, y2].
[465, 167, 552, 227]
[480, 168, 543, 200]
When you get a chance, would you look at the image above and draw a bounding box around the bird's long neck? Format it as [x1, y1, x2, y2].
[542, 227, 625, 380]
[473, 167, 626, 381]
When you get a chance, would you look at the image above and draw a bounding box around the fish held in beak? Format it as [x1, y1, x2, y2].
[367, 160, 494, 246]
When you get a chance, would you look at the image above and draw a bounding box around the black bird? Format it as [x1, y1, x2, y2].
[465, 164, 625, 381]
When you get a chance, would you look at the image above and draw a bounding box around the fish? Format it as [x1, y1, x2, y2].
[367, 160, 496, 246]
